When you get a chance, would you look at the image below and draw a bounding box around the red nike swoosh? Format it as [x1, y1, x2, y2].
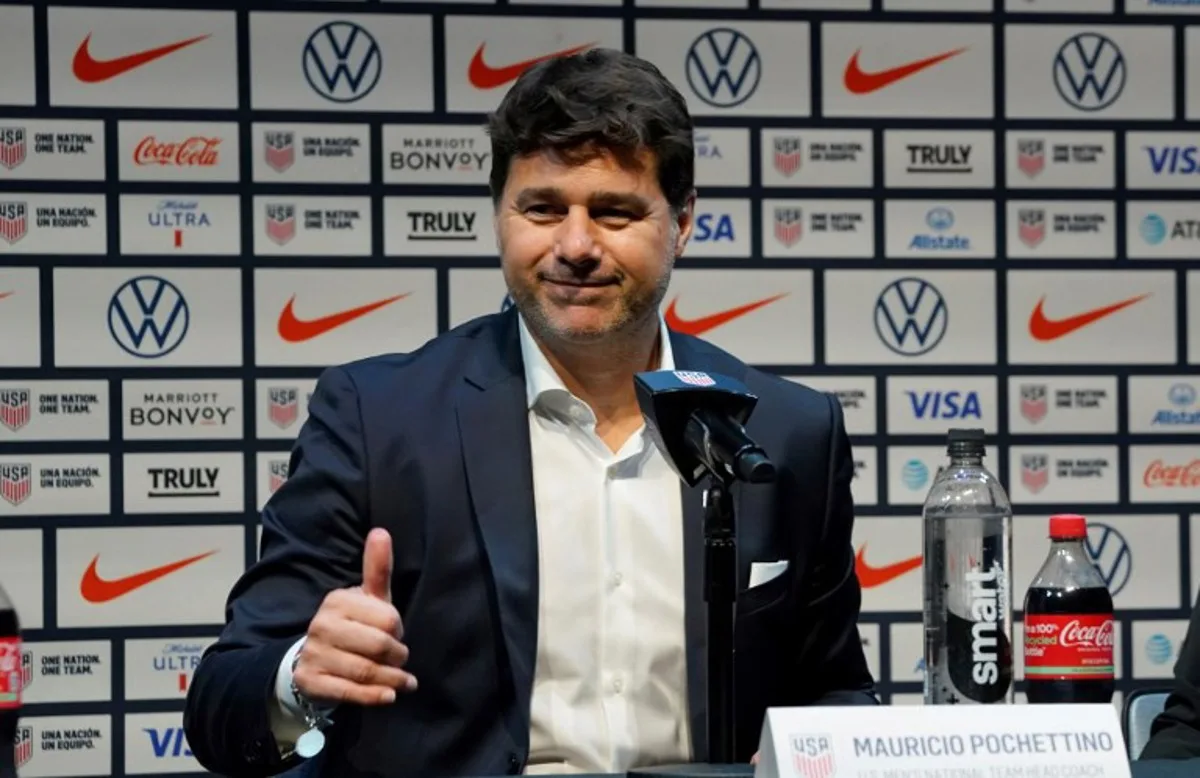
[855, 545, 922, 589]
[843, 47, 967, 95]
[1028, 293, 1151, 342]
[0, 292, 12, 301]
[663, 294, 787, 337]
[80, 551, 217, 604]
[468, 42, 597, 90]
[72, 33, 211, 83]
[277, 294, 410, 343]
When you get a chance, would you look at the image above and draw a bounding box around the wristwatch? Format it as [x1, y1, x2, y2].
[289, 639, 335, 759]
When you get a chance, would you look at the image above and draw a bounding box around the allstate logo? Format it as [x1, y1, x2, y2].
[926, 207, 955, 232]
[107, 276, 190, 359]
[901, 459, 929, 491]
[1145, 634, 1173, 666]
[1140, 213, 1167, 245]
[684, 28, 761, 108]
[303, 21, 382, 103]
[1085, 522, 1132, 597]
[1053, 32, 1126, 111]
[873, 277, 949, 357]
[1169, 383, 1197, 407]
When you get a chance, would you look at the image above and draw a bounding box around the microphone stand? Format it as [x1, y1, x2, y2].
[703, 476, 737, 766]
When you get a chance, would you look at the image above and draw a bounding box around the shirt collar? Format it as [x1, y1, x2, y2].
[517, 312, 676, 411]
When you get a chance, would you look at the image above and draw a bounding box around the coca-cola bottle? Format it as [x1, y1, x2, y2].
[1023, 514, 1115, 704]
[0, 581, 21, 778]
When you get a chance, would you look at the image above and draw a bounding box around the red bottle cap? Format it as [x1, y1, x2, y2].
[1049, 514, 1088, 539]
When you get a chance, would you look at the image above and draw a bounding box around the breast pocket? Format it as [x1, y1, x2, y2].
[738, 565, 791, 617]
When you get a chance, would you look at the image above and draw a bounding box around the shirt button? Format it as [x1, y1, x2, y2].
[612, 572, 623, 587]
[508, 753, 521, 774]
[612, 676, 624, 694]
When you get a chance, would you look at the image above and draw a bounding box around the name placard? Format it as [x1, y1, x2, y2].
[754, 703, 1130, 778]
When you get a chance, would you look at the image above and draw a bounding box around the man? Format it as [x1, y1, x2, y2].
[1140, 591, 1200, 759]
[183, 48, 877, 778]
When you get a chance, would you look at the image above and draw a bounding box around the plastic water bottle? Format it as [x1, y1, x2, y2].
[922, 428, 1015, 705]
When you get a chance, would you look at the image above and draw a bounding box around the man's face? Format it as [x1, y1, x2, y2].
[495, 146, 693, 344]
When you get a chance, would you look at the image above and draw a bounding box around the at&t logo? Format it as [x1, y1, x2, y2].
[873, 278, 948, 357]
[108, 276, 190, 359]
[685, 28, 761, 108]
[303, 21, 382, 103]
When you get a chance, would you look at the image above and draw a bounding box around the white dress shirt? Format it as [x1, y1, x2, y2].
[270, 314, 693, 774]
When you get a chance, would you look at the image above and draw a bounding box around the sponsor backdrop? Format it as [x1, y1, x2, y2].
[1, 0, 1200, 773]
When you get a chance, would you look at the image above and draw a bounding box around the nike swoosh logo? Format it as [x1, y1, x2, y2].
[843, 47, 967, 95]
[663, 294, 787, 336]
[1028, 293, 1151, 342]
[277, 293, 410, 343]
[468, 42, 597, 90]
[80, 551, 216, 603]
[0, 292, 12, 301]
[72, 33, 211, 83]
[855, 545, 922, 589]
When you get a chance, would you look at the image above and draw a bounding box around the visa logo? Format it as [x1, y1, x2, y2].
[906, 390, 982, 420]
[694, 213, 736, 242]
[145, 727, 192, 759]
[1146, 146, 1200, 175]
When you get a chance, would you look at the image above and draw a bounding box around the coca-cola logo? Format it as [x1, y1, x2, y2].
[134, 136, 221, 167]
[1059, 619, 1114, 649]
[1144, 458, 1200, 489]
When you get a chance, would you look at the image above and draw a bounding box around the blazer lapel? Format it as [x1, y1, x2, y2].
[668, 330, 749, 763]
[456, 310, 540, 752]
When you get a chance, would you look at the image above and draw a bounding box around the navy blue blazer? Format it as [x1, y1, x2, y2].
[183, 308, 877, 778]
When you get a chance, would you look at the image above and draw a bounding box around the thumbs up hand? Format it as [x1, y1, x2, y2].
[293, 528, 418, 707]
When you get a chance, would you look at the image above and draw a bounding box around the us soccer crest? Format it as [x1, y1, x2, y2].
[1018, 209, 1046, 248]
[266, 204, 296, 246]
[20, 649, 32, 692]
[774, 207, 803, 247]
[0, 201, 28, 245]
[269, 460, 290, 494]
[0, 388, 31, 432]
[773, 137, 802, 178]
[1021, 454, 1049, 494]
[268, 387, 299, 429]
[1020, 384, 1048, 424]
[14, 726, 32, 769]
[264, 131, 295, 173]
[0, 127, 26, 170]
[0, 463, 31, 506]
[1017, 139, 1045, 178]
[791, 734, 836, 778]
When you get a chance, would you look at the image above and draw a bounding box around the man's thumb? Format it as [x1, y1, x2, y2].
[361, 528, 393, 602]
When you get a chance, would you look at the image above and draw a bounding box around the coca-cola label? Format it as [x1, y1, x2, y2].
[1024, 614, 1114, 681]
[133, 136, 221, 167]
[0, 636, 21, 708]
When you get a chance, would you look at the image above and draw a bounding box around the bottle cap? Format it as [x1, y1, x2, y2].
[1049, 514, 1088, 539]
[947, 428, 985, 457]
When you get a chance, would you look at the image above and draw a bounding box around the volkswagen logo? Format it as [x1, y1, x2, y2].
[303, 21, 382, 104]
[108, 276, 190, 359]
[1053, 33, 1126, 112]
[1084, 522, 1132, 597]
[926, 207, 955, 232]
[685, 28, 761, 108]
[874, 277, 948, 357]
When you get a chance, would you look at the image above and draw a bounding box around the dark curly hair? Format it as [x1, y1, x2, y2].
[485, 48, 695, 214]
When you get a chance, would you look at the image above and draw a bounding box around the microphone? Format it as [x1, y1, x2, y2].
[633, 370, 775, 487]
